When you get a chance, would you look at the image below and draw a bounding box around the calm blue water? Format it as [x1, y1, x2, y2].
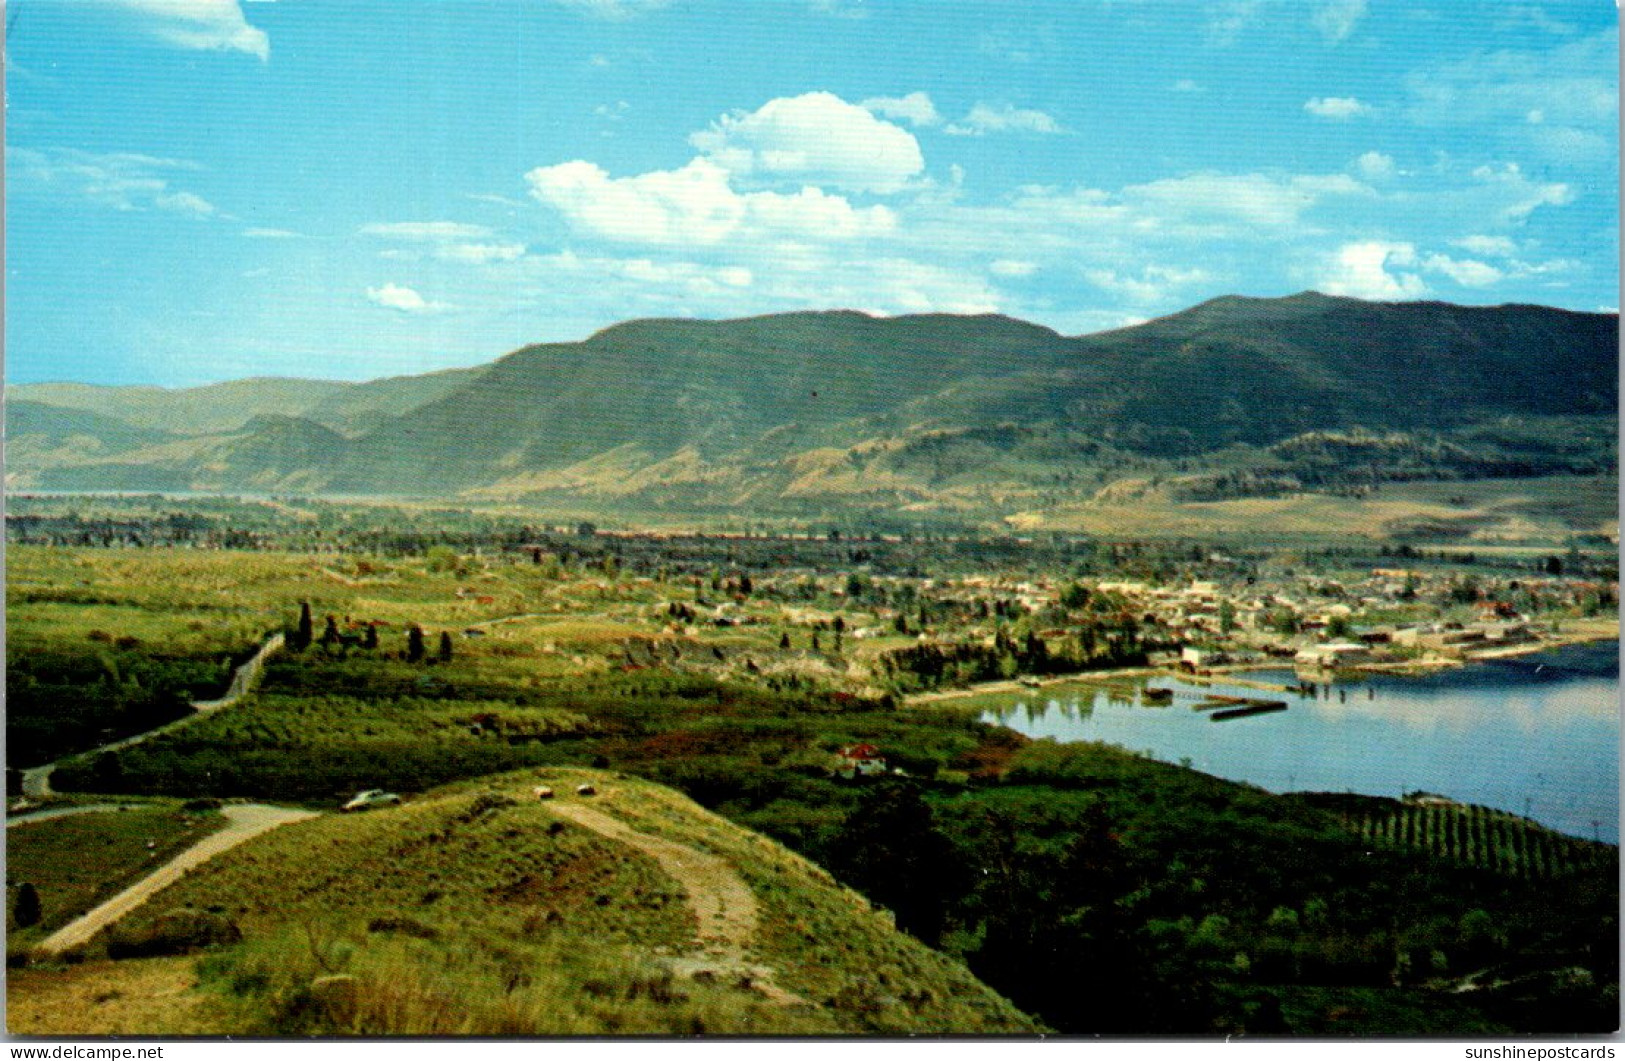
[980, 641, 1620, 842]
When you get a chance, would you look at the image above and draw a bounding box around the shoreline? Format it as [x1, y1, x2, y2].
[904, 622, 1619, 707]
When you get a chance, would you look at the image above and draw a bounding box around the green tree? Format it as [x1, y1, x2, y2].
[406, 625, 426, 663]
[829, 783, 963, 946]
[438, 631, 454, 663]
[293, 601, 313, 651]
[14, 882, 41, 928]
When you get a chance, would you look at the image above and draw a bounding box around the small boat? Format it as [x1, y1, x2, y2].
[1142, 687, 1175, 704]
[1018, 676, 1042, 689]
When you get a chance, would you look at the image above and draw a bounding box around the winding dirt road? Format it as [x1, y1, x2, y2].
[32, 803, 317, 958]
[20, 633, 284, 800]
[546, 799, 805, 1006]
[6, 803, 143, 828]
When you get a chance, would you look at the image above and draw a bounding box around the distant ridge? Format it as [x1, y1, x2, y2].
[6, 294, 1615, 518]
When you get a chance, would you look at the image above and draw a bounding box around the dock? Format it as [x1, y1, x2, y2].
[1192, 694, 1248, 711]
[1208, 699, 1289, 722]
[1183, 672, 1298, 694]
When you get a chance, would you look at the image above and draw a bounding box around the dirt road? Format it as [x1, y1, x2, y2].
[20, 633, 284, 800]
[32, 803, 316, 958]
[546, 798, 805, 1006]
[6, 803, 142, 828]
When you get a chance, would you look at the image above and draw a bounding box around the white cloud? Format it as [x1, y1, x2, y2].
[809, 0, 870, 18]
[242, 227, 301, 239]
[361, 221, 525, 265]
[1207, 0, 1367, 47]
[8, 146, 221, 216]
[860, 92, 942, 128]
[825, 258, 999, 315]
[1455, 234, 1518, 258]
[1524, 123, 1612, 166]
[1468, 162, 1572, 222]
[689, 92, 924, 193]
[526, 157, 896, 246]
[1085, 265, 1210, 303]
[439, 242, 527, 265]
[465, 192, 529, 209]
[365, 283, 443, 313]
[109, 0, 269, 60]
[1312, 0, 1367, 43]
[595, 100, 631, 121]
[516, 247, 996, 322]
[1119, 171, 1371, 231]
[361, 221, 493, 241]
[526, 158, 746, 246]
[1408, 34, 1616, 129]
[990, 259, 1038, 278]
[1205, 0, 1263, 47]
[944, 102, 1062, 137]
[1304, 96, 1371, 119]
[155, 190, 218, 217]
[739, 185, 898, 241]
[1404, 31, 1617, 166]
[977, 27, 1055, 64]
[1171, 79, 1205, 93]
[1354, 151, 1396, 180]
[1494, 6, 1577, 36]
[544, 0, 667, 18]
[1317, 241, 1429, 300]
[1423, 253, 1504, 288]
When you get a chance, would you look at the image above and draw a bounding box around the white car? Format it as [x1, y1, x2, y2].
[341, 789, 402, 812]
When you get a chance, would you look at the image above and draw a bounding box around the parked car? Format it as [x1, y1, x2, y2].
[342, 789, 402, 812]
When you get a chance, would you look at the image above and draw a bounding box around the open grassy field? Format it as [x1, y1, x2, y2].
[7, 803, 227, 956]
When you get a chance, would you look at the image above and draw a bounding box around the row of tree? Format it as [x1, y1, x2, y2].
[286, 602, 453, 663]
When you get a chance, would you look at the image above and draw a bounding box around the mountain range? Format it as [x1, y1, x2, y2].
[7, 292, 1617, 526]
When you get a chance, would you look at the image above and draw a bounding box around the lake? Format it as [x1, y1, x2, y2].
[976, 640, 1619, 843]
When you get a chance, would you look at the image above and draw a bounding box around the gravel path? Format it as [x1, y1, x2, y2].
[32, 803, 317, 958]
[547, 798, 805, 1006]
[6, 803, 143, 827]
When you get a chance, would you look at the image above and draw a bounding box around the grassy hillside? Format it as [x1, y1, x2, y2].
[332, 310, 1079, 493]
[301, 365, 489, 437]
[5, 297, 1616, 522]
[8, 771, 1040, 1036]
[8, 379, 349, 437]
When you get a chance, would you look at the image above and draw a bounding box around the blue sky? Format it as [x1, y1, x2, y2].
[5, 0, 1618, 386]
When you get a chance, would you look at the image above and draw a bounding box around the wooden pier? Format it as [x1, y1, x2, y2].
[1208, 699, 1289, 722]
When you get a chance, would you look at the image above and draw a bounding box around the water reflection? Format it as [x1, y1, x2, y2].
[980, 643, 1619, 842]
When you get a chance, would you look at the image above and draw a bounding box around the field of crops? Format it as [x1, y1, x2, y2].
[1302, 793, 1615, 880]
